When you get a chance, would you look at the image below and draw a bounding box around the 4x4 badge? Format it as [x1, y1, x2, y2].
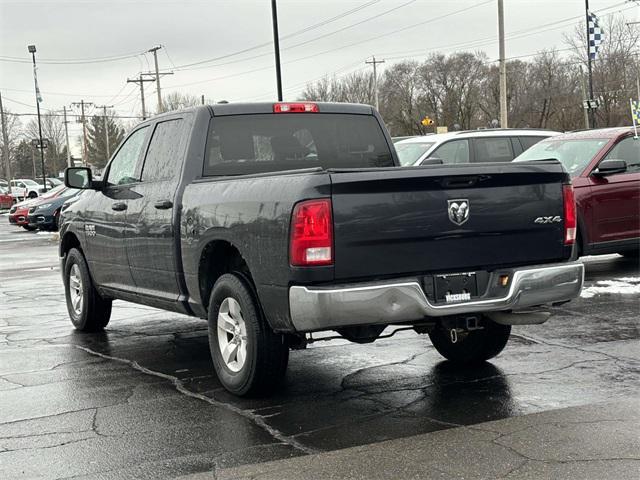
[448, 199, 470, 226]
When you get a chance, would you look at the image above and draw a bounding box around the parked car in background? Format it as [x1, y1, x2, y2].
[27, 187, 81, 231]
[391, 135, 418, 144]
[0, 186, 16, 209]
[9, 200, 37, 230]
[395, 129, 560, 166]
[0, 178, 8, 189]
[515, 127, 639, 257]
[37, 177, 63, 190]
[8, 185, 67, 230]
[10, 179, 41, 199]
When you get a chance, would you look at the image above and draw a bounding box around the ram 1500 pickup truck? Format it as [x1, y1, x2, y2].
[61, 102, 584, 396]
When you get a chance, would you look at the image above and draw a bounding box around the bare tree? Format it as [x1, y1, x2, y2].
[25, 112, 66, 176]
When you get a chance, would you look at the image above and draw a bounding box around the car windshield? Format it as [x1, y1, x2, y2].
[21, 179, 39, 186]
[515, 138, 609, 177]
[395, 142, 435, 166]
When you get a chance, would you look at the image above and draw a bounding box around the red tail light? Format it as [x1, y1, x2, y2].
[273, 102, 319, 113]
[563, 184, 576, 245]
[290, 199, 333, 266]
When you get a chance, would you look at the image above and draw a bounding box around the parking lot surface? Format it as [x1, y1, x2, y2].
[1, 218, 639, 479]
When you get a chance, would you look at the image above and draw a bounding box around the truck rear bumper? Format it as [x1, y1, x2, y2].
[288, 262, 584, 332]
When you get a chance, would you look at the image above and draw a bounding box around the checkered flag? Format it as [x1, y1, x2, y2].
[588, 11, 604, 60]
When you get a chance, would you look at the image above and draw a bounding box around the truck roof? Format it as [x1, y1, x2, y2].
[150, 102, 375, 119]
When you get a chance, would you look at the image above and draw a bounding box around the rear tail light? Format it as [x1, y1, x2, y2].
[563, 184, 576, 245]
[273, 102, 319, 113]
[290, 199, 333, 266]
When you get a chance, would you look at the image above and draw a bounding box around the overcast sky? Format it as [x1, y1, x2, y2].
[1, 0, 638, 152]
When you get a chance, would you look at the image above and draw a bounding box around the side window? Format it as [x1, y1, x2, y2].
[474, 137, 514, 163]
[604, 137, 640, 173]
[520, 136, 546, 151]
[106, 127, 148, 186]
[141, 119, 185, 182]
[429, 139, 469, 164]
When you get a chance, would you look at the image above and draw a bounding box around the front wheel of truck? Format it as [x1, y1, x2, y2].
[208, 273, 289, 397]
[428, 316, 511, 365]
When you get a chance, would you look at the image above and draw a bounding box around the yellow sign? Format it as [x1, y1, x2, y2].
[421, 116, 434, 126]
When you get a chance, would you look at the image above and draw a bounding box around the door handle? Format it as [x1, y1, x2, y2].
[112, 202, 127, 211]
[154, 199, 173, 210]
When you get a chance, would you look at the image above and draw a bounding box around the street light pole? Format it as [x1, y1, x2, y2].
[271, 0, 283, 101]
[28, 45, 47, 192]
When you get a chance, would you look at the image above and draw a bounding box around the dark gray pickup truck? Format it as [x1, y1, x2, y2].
[61, 102, 584, 396]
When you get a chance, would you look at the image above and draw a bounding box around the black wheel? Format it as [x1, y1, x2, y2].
[28, 191, 37, 199]
[63, 248, 112, 331]
[429, 316, 511, 365]
[207, 273, 289, 396]
[22, 225, 37, 231]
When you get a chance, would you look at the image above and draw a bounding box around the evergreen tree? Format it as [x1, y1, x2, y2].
[86, 112, 125, 169]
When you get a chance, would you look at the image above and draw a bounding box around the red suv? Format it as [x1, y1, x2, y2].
[515, 127, 640, 257]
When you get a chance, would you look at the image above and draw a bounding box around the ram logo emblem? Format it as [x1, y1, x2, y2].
[448, 199, 470, 226]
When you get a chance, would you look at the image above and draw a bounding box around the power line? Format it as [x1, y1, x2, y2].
[165, 0, 492, 89]
[170, 0, 385, 71]
[0, 50, 147, 65]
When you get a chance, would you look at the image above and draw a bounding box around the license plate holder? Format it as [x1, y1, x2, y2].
[434, 272, 477, 303]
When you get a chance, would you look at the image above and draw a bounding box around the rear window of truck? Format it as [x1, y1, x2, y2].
[203, 113, 394, 176]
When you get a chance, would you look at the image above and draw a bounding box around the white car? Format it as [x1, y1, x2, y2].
[395, 129, 560, 166]
[10, 179, 42, 199]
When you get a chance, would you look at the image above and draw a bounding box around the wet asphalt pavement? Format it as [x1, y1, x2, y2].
[0, 218, 639, 479]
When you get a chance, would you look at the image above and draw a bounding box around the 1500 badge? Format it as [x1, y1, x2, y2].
[84, 224, 96, 237]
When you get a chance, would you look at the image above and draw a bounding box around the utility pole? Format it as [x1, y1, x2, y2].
[148, 46, 164, 113]
[0, 92, 13, 193]
[271, 0, 283, 101]
[62, 106, 71, 168]
[365, 56, 385, 111]
[127, 75, 154, 120]
[579, 67, 590, 129]
[72, 100, 93, 166]
[95, 105, 114, 158]
[585, 0, 596, 128]
[498, 0, 508, 128]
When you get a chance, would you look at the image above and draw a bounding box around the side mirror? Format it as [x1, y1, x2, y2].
[421, 157, 444, 166]
[64, 167, 94, 189]
[593, 159, 627, 176]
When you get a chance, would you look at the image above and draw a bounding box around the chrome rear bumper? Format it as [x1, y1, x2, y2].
[289, 262, 584, 332]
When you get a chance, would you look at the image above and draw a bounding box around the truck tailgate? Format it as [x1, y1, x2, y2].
[330, 162, 569, 280]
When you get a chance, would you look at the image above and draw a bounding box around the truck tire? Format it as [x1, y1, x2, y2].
[207, 273, 288, 396]
[64, 248, 112, 331]
[429, 317, 510, 365]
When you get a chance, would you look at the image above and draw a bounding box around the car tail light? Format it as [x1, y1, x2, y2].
[563, 184, 576, 245]
[273, 102, 319, 113]
[290, 199, 333, 266]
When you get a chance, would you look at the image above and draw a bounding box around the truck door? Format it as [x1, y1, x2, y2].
[84, 126, 149, 290]
[124, 116, 189, 301]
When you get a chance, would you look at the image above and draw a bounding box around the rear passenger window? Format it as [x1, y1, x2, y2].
[429, 140, 469, 164]
[142, 119, 185, 182]
[474, 137, 514, 162]
[520, 136, 546, 151]
[204, 114, 392, 176]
